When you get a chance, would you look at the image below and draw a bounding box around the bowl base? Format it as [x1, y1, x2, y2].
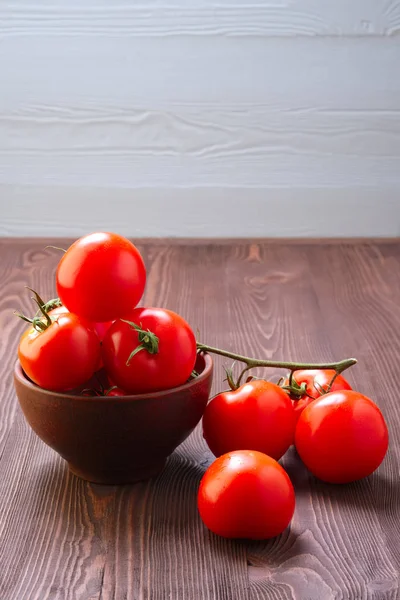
[68, 459, 167, 485]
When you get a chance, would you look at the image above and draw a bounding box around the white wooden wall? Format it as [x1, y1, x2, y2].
[1, 0, 400, 237]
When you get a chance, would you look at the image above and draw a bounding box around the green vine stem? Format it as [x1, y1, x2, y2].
[196, 342, 357, 391]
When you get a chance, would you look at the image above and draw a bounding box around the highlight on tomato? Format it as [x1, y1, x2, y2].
[56, 232, 146, 323]
[198, 450, 295, 539]
[202, 379, 296, 461]
[102, 307, 197, 394]
[295, 390, 389, 484]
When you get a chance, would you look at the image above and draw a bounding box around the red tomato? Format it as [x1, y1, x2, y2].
[18, 313, 101, 392]
[93, 320, 113, 341]
[202, 380, 295, 461]
[285, 369, 352, 424]
[198, 450, 295, 539]
[102, 307, 197, 393]
[292, 396, 315, 424]
[56, 232, 146, 322]
[295, 390, 389, 483]
[50, 305, 111, 370]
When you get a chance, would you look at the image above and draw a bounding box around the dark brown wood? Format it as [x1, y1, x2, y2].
[0, 239, 399, 600]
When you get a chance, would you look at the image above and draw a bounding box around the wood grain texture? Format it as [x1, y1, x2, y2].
[1, 0, 400, 38]
[1, 1, 400, 236]
[0, 238, 399, 600]
[2, 106, 400, 188]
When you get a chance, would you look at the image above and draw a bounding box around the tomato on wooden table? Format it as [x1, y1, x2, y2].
[56, 232, 146, 322]
[18, 313, 101, 392]
[102, 307, 197, 394]
[295, 390, 389, 483]
[202, 380, 295, 460]
[198, 450, 295, 539]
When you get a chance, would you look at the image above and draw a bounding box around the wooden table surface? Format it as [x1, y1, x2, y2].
[0, 239, 399, 600]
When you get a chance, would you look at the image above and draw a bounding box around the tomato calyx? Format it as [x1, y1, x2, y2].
[14, 288, 55, 333]
[40, 297, 63, 313]
[278, 370, 342, 400]
[120, 319, 160, 365]
[278, 372, 311, 400]
[280, 376, 310, 400]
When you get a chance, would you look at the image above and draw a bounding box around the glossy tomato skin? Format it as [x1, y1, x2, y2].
[93, 320, 113, 341]
[50, 305, 111, 370]
[102, 307, 197, 393]
[198, 450, 295, 539]
[202, 380, 296, 461]
[295, 390, 389, 484]
[287, 369, 352, 424]
[56, 232, 146, 322]
[18, 314, 101, 392]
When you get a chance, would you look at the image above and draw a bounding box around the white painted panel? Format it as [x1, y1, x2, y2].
[1, 0, 400, 37]
[1, 36, 399, 111]
[0, 1, 400, 236]
[1, 185, 399, 238]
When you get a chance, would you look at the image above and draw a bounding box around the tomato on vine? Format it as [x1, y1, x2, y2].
[202, 379, 296, 460]
[295, 390, 389, 483]
[283, 369, 352, 424]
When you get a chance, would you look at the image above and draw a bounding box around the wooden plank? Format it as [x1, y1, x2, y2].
[0, 239, 399, 599]
[1, 107, 400, 187]
[1, 0, 400, 38]
[3, 106, 400, 159]
[1, 37, 399, 111]
[1, 186, 399, 238]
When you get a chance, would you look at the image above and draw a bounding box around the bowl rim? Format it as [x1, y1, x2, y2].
[14, 352, 213, 403]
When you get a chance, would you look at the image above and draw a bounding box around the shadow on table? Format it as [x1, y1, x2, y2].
[283, 446, 399, 512]
[25, 449, 206, 506]
[26, 445, 397, 574]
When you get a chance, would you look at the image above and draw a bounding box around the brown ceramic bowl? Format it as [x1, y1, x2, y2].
[14, 353, 213, 485]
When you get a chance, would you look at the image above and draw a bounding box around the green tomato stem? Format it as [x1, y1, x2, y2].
[196, 342, 357, 385]
[121, 319, 160, 365]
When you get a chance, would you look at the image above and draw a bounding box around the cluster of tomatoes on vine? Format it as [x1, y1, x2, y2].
[15, 232, 389, 541]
